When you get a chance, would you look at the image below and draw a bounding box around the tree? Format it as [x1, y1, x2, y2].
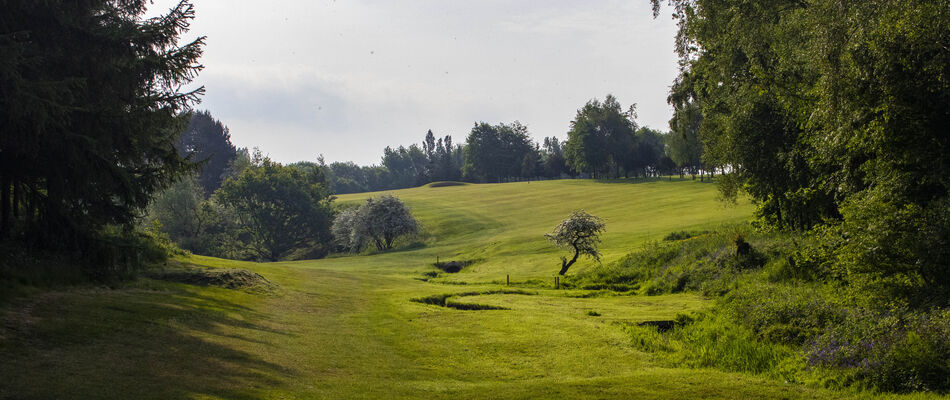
[462, 121, 534, 182]
[653, 0, 950, 302]
[147, 175, 241, 258]
[148, 176, 206, 250]
[215, 153, 334, 261]
[564, 95, 637, 178]
[545, 210, 606, 275]
[330, 207, 365, 252]
[0, 0, 205, 250]
[176, 110, 238, 195]
[541, 137, 568, 178]
[634, 127, 666, 178]
[334, 194, 418, 252]
[382, 145, 427, 189]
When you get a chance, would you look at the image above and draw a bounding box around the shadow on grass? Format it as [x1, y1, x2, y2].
[593, 176, 716, 185]
[0, 283, 294, 400]
[411, 289, 536, 311]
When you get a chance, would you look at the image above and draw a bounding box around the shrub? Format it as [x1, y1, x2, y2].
[806, 308, 950, 392]
[725, 284, 844, 346]
[663, 230, 710, 241]
[628, 312, 797, 379]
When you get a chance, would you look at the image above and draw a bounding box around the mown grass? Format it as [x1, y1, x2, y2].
[1, 178, 938, 399]
[331, 178, 754, 281]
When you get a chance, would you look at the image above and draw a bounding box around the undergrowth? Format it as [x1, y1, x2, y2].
[576, 224, 950, 394]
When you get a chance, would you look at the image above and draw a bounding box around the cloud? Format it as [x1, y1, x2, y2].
[162, 0, 679, 165]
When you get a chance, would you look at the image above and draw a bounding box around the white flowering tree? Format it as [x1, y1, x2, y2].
[332, 194, 418, 252]
[545, 210, 606, 275]
[330, 207, 365, 252]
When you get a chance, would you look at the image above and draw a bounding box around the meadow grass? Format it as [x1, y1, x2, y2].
[1, 179, 939, 399]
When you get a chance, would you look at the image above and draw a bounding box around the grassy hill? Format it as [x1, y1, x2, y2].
[1, 179, 936, 399]
[328, 178, 753, 281]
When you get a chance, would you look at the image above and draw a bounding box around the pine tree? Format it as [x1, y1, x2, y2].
[0, 1, 205, 248]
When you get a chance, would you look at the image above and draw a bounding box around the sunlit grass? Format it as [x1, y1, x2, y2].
[2, 179, 935, 398]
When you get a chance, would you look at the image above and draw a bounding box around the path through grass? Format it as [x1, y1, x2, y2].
[1, 179, 934, 398]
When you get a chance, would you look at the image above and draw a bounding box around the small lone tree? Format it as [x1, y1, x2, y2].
[545, 210, 606, 275]
[332, 194, 418, 252]
[359, 195, 418, 250]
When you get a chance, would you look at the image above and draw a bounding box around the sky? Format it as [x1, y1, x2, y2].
[153, 0, 680, 166]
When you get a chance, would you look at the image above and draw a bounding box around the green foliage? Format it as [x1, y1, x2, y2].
[564, 95, 637, 178]
[581, 222, 950, 393]
[215, 153, 334, 261]
[176, 110, 238, 195]
[576, 227, 782, 296]
[629, 312, 798, 378]
[807, 308, 950, 392]
[654, 0, 950, 305]
[147, 177, 244, 259]
[540, 137, 570, 178]
[323, 161, 392, 194]
[830, 194, 950, 307]
[662, 230, 709, 241]
[726, 284, 844, 346]
[0, 0, 205, 254]
[462, 121, 536, 182]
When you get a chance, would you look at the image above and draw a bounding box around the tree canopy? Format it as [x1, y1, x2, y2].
[332, 194, 418, 252]
[0, 0, 205, 250]
[546, 210, 606, 275]
[462, 122, 537, 182]
[215, 153, 334, 261]
[176, 110, 238, 196]
[564, 95, 638, 178]
[654, 0, 950, 303]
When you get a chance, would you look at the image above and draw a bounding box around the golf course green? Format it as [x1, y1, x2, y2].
[1, 179, 935, 399]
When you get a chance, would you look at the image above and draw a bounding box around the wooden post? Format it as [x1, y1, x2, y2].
[506, 274, 509, 286]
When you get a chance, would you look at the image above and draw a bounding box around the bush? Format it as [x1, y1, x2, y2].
[725, 284, 844, 345]
[806, 308, 950, 392]
[80, 227, 173, 281]
[663, 230, 710, 241]
[575, 228, 778, 296]
[628, 312, 798, 379]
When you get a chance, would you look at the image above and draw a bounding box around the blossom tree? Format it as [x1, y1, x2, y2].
[545, 210, 606, 275]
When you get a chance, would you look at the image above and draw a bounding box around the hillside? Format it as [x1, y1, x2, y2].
[2, 179, 937, 399]
[330, 179, 752, 280]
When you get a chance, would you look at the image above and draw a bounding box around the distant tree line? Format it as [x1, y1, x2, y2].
[321, 95, 707, 194]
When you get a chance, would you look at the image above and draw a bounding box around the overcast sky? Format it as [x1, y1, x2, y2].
[156, 1, 680, 165]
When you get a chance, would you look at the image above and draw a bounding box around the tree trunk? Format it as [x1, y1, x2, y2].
[12, 181, 20, 218]
[25, 184, 35, 227]
[558, 248, 580, 275]
[0, 174, 10, 239]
